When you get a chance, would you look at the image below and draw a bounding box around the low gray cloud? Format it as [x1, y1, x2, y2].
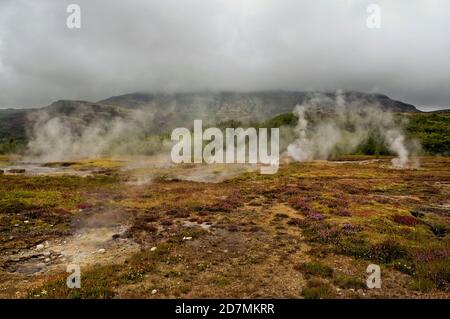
[0, 0, 449, 110]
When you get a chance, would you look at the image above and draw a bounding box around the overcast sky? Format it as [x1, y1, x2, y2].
[0, 0, 449, 110]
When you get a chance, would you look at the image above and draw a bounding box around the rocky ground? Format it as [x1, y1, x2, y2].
[0, 155, 449, 298]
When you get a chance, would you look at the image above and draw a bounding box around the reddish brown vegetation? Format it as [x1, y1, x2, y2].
[392, 215, 419, 226]
[289, 197, 311, 212]
[334, 209, 352, 217]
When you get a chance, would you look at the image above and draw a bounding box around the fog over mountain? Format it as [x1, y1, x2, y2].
[0, 0, 449, 110]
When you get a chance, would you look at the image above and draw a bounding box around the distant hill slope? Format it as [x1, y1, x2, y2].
[0, 91, 430, 155]
[260, 111, 450, 156]
[41, 99, 130, 123]
[0, 109, 29, 153]
[0, 100, 131, 153]
[100, 91, 420, 123]
[403, 111, 450, 155]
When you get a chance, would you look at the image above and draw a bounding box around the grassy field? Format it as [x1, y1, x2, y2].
[0, 156, 448, 298]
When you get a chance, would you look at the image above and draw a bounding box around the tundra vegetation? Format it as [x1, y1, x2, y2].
[0, 95, 448, 298]
[0, 155, 448, 298]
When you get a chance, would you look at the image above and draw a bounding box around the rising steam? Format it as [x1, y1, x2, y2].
[286, 92, 420, 168]
[26, 105, 169, 162]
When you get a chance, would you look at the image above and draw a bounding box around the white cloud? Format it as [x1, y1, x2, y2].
[0, 0, 449, 109]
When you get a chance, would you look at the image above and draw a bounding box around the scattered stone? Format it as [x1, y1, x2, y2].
[410, 210, 425, 218]
[18, 263, 46, 275]
[44, 258, 51, 263]
[8, 169, 26, 174]
[58, 254, 64, 258]
[36, 244, 45, 251]
[98, 248, 106, 254]
[182, 236, 192, 241]
[14, 224, 19, 227]
[150, 247, 157, 252]
[43, 251, 51, 257]
[24, 220, 29, 224]
[223, 249, 229, 253]
[151, 289, 157, 295]
[112, 234, 120, 240]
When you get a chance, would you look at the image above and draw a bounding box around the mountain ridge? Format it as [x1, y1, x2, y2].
[1, 91, 449, 156]
[0, 90, 424, 148]
[99, 90, 420, 115]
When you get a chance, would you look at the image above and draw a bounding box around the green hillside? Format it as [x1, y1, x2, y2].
[262, 111, 450, 156]
[0, 106, 448, 156]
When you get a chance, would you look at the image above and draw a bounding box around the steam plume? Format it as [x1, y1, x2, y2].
[286, 92, 420, 168]
[25, 106, 169, 162]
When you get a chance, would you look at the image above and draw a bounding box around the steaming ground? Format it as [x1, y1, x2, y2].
[285, 92, 421, 168]
[0, 94, 445, 299]
[20, 92, 420, 165]
[6, 206, 139, 276]
[0, 155, 258, 183]
[0, 155, 449, 298]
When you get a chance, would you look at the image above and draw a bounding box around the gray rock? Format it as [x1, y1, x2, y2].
[112, 234, 120, 240]
[8, 169, 26, 174]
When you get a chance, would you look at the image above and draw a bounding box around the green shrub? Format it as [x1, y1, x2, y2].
[415, 260, 450, 291]
[369, 239, 407, 263]
[411, 278, 436, 292]
[301, 279, 335, 299]
[333, 274, 366, 290]
[392, 259, 415, 276]
[294, 262, 334, 278]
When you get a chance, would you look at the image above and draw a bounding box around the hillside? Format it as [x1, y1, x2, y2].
[100, 91, 419, 123]
[0, 109, 29, 153]
[0, 91, 442, 156]
[260, 111, 450, 156]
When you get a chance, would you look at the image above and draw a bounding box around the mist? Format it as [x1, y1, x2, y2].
[25, 107, 170, 162]
[286, 92, 420, 168]
[1, 0, 450, 110]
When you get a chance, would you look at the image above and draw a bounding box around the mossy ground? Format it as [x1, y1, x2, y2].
[0, 156, 449, 298]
